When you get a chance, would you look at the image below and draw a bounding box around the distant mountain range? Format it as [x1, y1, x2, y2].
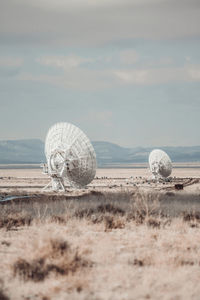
[0, 139, 200, 166]
[0, 139, 45, 164]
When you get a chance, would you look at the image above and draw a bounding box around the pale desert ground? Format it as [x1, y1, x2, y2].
[1, 166, 200, 300]
[1, 165, 200, 191]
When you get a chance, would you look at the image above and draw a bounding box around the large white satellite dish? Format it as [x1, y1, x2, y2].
[149, 149, 172, 179]
[43, 122, 97, 191]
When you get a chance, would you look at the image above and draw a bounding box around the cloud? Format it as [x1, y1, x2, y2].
[145, 57, 174, 68]
[37, 55, 94, 69]
[0, 56, 23, 76]
[1, 0, 200, 46]
[0, 57, 23, 67]
[114, 65, 200, 85]
[119, 50, 139, 65]
[114, 70, 148, 84]
[188, 66, 200, 80]
[83, 110, 113, 127]
[17, 68, 114, 91]
[33, 53, 115, 90]
[15, 59, 200, 90]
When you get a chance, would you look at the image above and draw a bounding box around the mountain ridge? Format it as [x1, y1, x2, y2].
[0, 139, 200, 165]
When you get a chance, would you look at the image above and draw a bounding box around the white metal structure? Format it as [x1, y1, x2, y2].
[149, 149, 172, 179]
[43, 122, 97, 191]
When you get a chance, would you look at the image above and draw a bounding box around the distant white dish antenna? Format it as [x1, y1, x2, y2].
[43, 122, 97, 191]
[149, 149, 172, 179]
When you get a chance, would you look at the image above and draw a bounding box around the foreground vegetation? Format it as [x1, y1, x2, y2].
[1, 194, 200, 299]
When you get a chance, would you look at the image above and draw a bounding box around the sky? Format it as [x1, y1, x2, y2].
[0, 0, 200, 147]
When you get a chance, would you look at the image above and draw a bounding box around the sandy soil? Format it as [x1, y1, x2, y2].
[1, 166, 200, 178]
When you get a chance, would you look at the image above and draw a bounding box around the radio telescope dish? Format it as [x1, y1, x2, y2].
[149, 149, 172, 179]
[43, 122, 97, 191]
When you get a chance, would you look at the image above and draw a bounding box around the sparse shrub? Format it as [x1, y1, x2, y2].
[180, 260, 194, 266]
[1, 241, 10, 247]
[129, 257, 152, 267]
[126, 192, 160, 225]
[50, 239, 69, 257]
[51, 215, 66, 224]
[75, 204, 125, 219]
[13, 238, 93, 282]
[0, 214, 32, 231]
[13, 253, 91, 282]
[89, 190, 104, 197]
[162, 218, 172, 227]
[126, 211, 144, 224]
[146, 217, 161, 228]
[182, 212, 200, 223]
[104, 216, 125, 231]
[134, 192, 160, 219]
[13, 258, 47, 282]
[174, 257, 196, 267]
[0, 290, 9, 300]
[190, 223, 198, 228]
[133, 259, 144, 267]
[90, 214, 104, 224]
[97, 204, 125, 215]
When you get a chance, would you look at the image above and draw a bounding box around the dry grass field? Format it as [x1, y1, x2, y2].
[1, 192, 200, 299]
[1, 167, 200, 299]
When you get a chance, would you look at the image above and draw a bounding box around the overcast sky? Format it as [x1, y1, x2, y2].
[1, 0, 200, 147]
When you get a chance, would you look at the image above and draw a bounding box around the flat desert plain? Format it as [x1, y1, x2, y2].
[1, 165, 200, 300]
[0, 164, 200, 191]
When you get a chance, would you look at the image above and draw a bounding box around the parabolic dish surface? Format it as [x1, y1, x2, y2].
[45, 122, 96, 187]
[149, 149, 172, 178]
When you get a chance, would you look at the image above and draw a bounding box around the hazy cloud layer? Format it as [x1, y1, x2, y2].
[114, 65, 200, 85]
[14, 52, 200, 90]
[1, 0, 200, 46]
